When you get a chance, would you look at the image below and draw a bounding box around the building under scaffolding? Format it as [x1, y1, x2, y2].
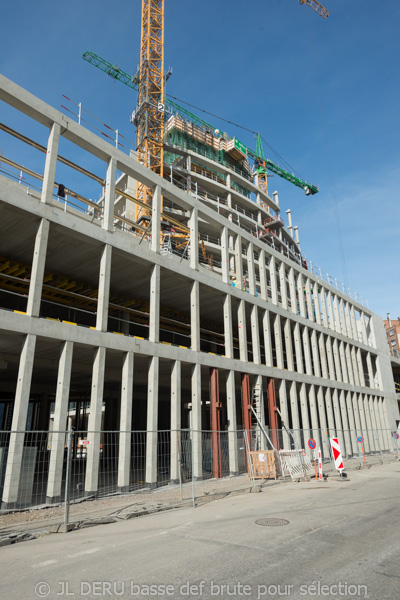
[0, 73, 399, 508]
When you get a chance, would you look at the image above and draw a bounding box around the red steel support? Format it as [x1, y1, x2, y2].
[241, 373, 252, 451]
[268, 378, 279, 450]
[210, 367, 221, 478]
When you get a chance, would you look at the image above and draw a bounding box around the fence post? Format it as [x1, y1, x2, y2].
[191, 428, 195, 508]
[64, 429, 73, 526]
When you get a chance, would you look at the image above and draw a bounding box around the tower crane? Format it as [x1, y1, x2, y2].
[299, 0, 330, 19]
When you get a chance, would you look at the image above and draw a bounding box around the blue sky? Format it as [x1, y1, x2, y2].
[0, 0, 399, 318]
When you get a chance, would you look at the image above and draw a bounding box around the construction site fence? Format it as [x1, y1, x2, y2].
[0, 427, 399, 521]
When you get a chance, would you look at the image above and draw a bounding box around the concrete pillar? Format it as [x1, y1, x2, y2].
[289, 381, 301, 450]
[191, 364, 202, 479]
[358, 394, 370, 452]
[305, 278, 314, 322]
[247, 242, 256, 296]
[299, 383, 310, 438]
[284, 319, 294, 371]
[324, 388, 336, 435]
[302, 326, 313, 376]
[310, 329, 321, 378]
[96, 244, 113, 332]
[313, 284, 322, 325]
[293, 322, 304, 374]
[308, 384, 321, 450]
[344, 302, 353, 339]
[320, 288, 329, 327]
[350, 346, 360, 386]
[238, 300, 248, 362]
[41, 122, 61, 204]
[226, 370, 239, 475]
[317, 387, 330, 458]
[170, 360, 181, 483]
[350, 305, 358, 341]
[262, 309, 273, 367]
[356, 348, 366, 387]
[85, 347, 106, 494]
[345, 391, 357, 450]
[223, 294, 234, 359]
[326, 291, 335, 332]
[351, 392, 363, 436]
[2, 335, 37, 508]
[189, 207, 198, 270]
[151, 185, 162, 253]
[325, 336, 336, 380]
[366, 352, 374, 388]
[118, 351, 134, 491]
[370, 396, 384, 451]
[259, 249, 268, 301]
[363, 394, 376, 452]
[269, 256, 278, 304]
[149, 264, 160, 343]
[234, 235, 243, 290]
[26, 219, 50, 317]
[190, 280, 200, 352]
[360, 311, 368, 345]
[145, 356, 159, 487]
[339, 298, 348, 337]
[343, 343, 353, 385]
[250, 305, 261, 364]
[318, 333, 329, 379]
[221, 226, 229, 284]
[274, 314, 284, 369]
[339, 389, 354, 456]
[288, 267, 297, 314]
[377, 399, 390, 449]
[331, 388, 346, 455]
[103, 157, 117, 231]
[279, 262, 288, 309]
[332, 338, 343, 382]
[297, 273, 307, 318]
[332, 295, 342, 334]
[278, 380, 291, 449]
[46, 341, 74, 502]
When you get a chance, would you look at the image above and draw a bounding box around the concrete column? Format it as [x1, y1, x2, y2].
[269, 256, 278, 304]
[279, 262, 288, 309]
[305, 278, 314, 322]
[368, 395, 380, 451]
[299, 383, 311, 440]
[250, 305, 261, 364]
[189, 207, 199, 270]
[145, 357, 159, 487]
[320, 288, 329, 327]
[318, 333, 329, 379]
[351, 392, 363, 436]
[274, 314, 284, 369]
[371, 396, 385, 451]
[350, 305, 358, 340]
[151, 185, 162, 253]
[170, 360, 181, 483]
[149, 264, 160, 343]
[234, 235, 243, 290]
[339, 389, 354, 456]
[363, 394, 376, 452]
[332, 338, 343, 382]
[226, 370, 239, 475]
[342, 343, 353, 384]
[313, 284, 322, 325]
[317, 387, 330, 458]
[326, 291, 335, 332]
[191, 364, 202, 479]
[190, 280, 200, 352]
[297, 273, 307, 318]
[221, 226, 229, 284]
[344, 302, 353, 339]
[85, 347, 106, 493]
[41, 122, 61, 204]
[331, 388, 346, 454]
[103, 157, 117, 231]
[289, 381, 301, 449]
[358, 394, 370, 452]
[345, 391, 357, 447]
[2, 335, 37, 508]
[360, 311, 368, 345]
[288, 267, 297, 314]
[302, 326, 313, 376]
[366, 352, 374, 388]
[325, 388, 336, 434]
[308, 384, 321, 450]
[238, 300, 248, 362]
[46, 341, 74, 502]
[377, 399, 390, 449]
[356, 348, 366, 387]
[293, 322, 304, 374]
[247, 242, 256, 296]
[259, 249, 268, 301]
[284, 319, 294, 371]
[96, 244, 113, 332]
[325, 336, 336, 380]
[339, 298, 348, 337]
[310, 329, 321, 378]
[262, 310, 273, 367]
[332, 295, 342, 334]
[223, 294, 234, 359]
[278, 380, 291, 449]
[350, 346, 360, 386]
[118, 351, 134, 491]
[26, 218, 50, 317]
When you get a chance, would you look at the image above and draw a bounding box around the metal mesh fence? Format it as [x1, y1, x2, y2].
[0, 427, 398, 521]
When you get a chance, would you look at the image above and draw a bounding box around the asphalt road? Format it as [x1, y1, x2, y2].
[1, 461, 399, 600]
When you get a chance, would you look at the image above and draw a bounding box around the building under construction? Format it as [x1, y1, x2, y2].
[0, 69, 399, 508]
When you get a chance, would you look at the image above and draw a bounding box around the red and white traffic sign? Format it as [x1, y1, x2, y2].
[330, 437, 344, 472]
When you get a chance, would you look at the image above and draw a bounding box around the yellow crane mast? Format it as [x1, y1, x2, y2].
[136, 0, 165, 221]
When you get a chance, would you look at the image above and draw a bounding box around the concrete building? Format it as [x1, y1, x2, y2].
[0, 73, 399, 508]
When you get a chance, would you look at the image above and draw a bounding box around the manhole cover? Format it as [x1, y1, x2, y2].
[255, 518, 290, 527]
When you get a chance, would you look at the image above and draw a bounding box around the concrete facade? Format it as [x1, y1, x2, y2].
[0, 74, 399, 507]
